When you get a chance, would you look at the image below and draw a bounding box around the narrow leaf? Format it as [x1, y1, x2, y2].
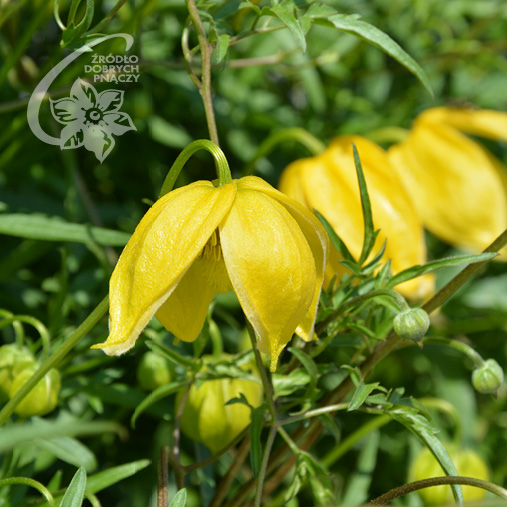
[0, 214, 131, 246]
[351, 144, 376, 266]
[169, 488, 187, 507]
[59, 468, 87, 507]
[131, 379, 190, 428]
[348, 381, 381, 411]
[216, 34, 230, 63]
[313, 14, 433, 97]
[386, 252, 497, 288]
[36, 436, 97, 472]
[390, 407, 463, 503]
[268, 5, 307, 52]
[314, 209, 355, 263]
[85, 460, 151, 494]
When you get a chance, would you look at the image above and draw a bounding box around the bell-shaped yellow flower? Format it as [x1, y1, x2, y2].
[279, 136, 433, 300]
[388, 107, 507, 258]
[92, 176, 328, 371]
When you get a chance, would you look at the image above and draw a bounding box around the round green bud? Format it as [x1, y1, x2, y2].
[393, 308, 430, 342]
[9, 365, 61, 418]
[410, 446, 489, 506]
[177, 355, 264, 454]
[0, 344, 36, 402]
[472, 359, 504, 394]
[137, 351, 174, 391]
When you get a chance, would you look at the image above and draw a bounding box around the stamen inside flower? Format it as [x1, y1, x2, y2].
[200, 230, 230, 293]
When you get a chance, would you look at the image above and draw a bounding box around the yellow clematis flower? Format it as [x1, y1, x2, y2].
[92, 175, 328, 371]
[388, 107, 507, 259]
[279, 135, 434, 300]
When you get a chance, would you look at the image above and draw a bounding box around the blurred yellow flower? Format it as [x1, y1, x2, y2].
[279, 136, 433, 300]
[389, 107, 507, 259]
[92, 176, 328, 371]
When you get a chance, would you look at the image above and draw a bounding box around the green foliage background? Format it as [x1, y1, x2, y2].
[0, 0, 506, 505]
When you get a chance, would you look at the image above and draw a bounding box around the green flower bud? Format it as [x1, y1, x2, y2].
[472, 359, 504, 394]
[393, 307, 430, 342]
[0, 344, 36, 402]
[410, 446, 489, 506]
[177, 356, 263, 453]
[9, 365, 61, 418]
[137, 351, 174, 391]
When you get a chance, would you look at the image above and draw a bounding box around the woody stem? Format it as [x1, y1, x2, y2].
[185, 0, 220, 146]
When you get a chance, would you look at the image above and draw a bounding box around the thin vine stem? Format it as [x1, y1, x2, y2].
[158, 139, 232, 198]
[157, 446, 170, 507]
[0, 477, 54, 506]
[185, 0, 220, 145]
[366, 476, 507, 506]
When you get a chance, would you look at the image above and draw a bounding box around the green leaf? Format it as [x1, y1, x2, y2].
[348, 381, 381, 411]
[341, 431, 380, 506]
[85, 460, 151, 494]
[272, 368, 312, 398]
[131, 379, 190, 428]
[390, 406, 463, 504]
[150, 116, 192, 149]
[61, 0, 95, 47]
[216, 34, 230, 63]
[352, 144, 377, 266]
[250, 406, 264, 478]
[169, 488, 187, 507]
[386, 252, 497, 289]
[0, 213, 131, 246]
[313, 14, 433, 97]
[35, 436, 97, 472]
[314, 209, 355, 264]
[59, 468, 86, 507]
[267, 5, 307, 53]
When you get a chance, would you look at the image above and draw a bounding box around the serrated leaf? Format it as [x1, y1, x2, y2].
[348, 381, 381, 411]
[389, 407, 463, 504]
[0, 214, 131, 246]
[250, 406, 264, 478]
[315, 209, 356, 263]
[59, 467, 86, 507]
[313, 14, 433, 97]
[386, 252, 497, 289]
[268, 5, 307, 53]
[216, 34, 230, 63]
[169, 488, 187, 507]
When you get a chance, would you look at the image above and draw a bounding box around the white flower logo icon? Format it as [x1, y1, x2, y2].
[50, 78, 136, 162]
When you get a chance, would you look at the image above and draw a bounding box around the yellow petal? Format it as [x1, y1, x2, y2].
[285, 136, 432, 299]
[418, 107, 507, 142]
[389, 122, 507, 255]
[239, 176, 329, 340]
[155, 255, 228, 342]
[220, 185, 316, 371]
[92, 181, 236, 355]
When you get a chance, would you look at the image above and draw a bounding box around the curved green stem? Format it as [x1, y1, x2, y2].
[245, 127, 325, 175]
[422, 336, 484, 368]
[0, 315, 51, 359]
[316, 288, 409, 334]
[0, 295, 109, 427]
[0, 477, 54, 506]
[367, 476, 507, 506]
[158, 140, 232, 198]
